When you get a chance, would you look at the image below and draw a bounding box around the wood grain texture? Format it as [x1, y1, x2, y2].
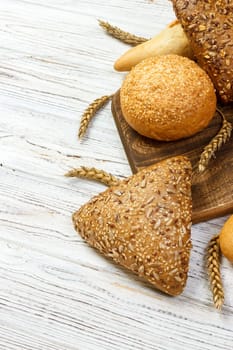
[0, 1, 233, 349]
[112, 90, 233, 224]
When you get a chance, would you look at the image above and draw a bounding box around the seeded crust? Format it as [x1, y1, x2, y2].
[73, 156, 192, 296]
[120, 55, 216, 141]
[172, 0, 233, 104]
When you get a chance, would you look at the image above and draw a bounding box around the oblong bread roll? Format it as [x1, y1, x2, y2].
[114, 20, 193, 71]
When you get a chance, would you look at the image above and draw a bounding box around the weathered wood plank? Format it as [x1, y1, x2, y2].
[0, 240, 233, 350]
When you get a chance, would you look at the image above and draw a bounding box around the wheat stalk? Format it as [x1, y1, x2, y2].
[206, 234, 224, 310]
[98, 20, 148, 46]
[78, 95, 113, 139]
[198, 108, 232, 172]
[65, 166, 120, 187]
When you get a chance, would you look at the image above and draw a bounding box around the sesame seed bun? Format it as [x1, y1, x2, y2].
[73, 156, 192, 296]
[219, 215, 233, 263]
[120, 55, 217, 141]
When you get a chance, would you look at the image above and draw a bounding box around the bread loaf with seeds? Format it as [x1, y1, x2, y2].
[172, 0, 233, 104]
[73, 156, 192, 296]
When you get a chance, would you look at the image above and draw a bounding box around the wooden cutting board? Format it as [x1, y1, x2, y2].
[112, 90, 233, 224]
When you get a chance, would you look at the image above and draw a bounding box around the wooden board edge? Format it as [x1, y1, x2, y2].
[111, 91, 138, 174]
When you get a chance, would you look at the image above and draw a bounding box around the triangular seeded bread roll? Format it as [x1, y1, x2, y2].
[73, 156, 192, 296]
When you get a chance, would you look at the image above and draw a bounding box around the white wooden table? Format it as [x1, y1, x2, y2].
[0, 1, 233, 349]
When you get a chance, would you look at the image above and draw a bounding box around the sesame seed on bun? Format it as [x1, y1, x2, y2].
[120, 55, 217, 141]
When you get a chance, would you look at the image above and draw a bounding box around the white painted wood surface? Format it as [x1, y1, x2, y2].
[0, 0, 233, 349]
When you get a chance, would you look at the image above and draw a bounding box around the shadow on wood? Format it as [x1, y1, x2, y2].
[112, 90, 233, 224]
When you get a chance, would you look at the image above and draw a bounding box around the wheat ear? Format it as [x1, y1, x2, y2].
[198, 109, 232, 172]
[98, 20, 148, 46]
[78, 95, 113, 139]
[65, 166, 120, 187]
[206, 234, 224, 310]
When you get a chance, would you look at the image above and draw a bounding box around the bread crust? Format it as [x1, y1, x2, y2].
[120, 55, 216, 141]
[219, 215, 233, 262]
[114, 20, 193, 72]
[73, 156, 192, 296]
[172, 0, 233, 104]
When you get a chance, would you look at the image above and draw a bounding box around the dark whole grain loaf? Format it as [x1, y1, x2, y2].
[172, 0, 233, 104]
